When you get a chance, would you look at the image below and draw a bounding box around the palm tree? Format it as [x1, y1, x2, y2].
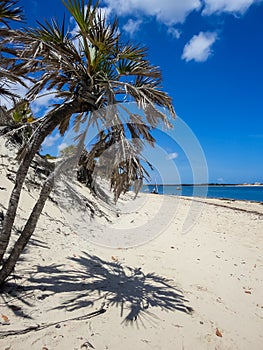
[0, 0, 175, 284]
[0, 0, 27, 99]
[0, 0, 22, 25]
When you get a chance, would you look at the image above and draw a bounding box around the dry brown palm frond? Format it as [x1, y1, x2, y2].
[1, 0, 175, 201]
[58, 116, 71, 136]
[78, 124, 151, 201]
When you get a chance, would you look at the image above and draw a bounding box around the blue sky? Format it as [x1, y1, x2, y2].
[3, 0, 263, 184]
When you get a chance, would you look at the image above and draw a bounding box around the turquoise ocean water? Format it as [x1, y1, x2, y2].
[142, 185, 263, 203]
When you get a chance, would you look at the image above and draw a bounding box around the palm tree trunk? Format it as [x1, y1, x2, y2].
[0, 149, 82, 285]
[0, 99, 84, 262]
[0, 169, 55, 284]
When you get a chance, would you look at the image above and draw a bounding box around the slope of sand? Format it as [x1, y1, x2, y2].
[0, 140, 263, 350]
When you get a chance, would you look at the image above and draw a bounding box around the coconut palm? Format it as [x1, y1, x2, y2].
[0, 0, 28, 99]
[0, 0, 22, 25]
[0, 0, 175, 284]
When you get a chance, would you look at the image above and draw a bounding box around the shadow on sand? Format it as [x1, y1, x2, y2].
[4, 253, 193, 326]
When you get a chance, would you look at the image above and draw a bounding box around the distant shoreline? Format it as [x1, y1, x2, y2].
[142, 183, 263, 203]
[144, 184, 263, 187]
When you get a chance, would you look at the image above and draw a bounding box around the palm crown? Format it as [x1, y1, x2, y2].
[6, 0, 176, 199]
[0, 0, 27, 99]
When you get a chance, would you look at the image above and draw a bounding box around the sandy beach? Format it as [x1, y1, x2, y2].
[1, 0, 263, 348]
[0, 141, 263, 350]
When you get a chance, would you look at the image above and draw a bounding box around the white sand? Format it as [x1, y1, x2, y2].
[0, 139, 263, 350]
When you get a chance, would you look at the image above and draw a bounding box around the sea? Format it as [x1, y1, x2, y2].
[142, 185, 263, 203]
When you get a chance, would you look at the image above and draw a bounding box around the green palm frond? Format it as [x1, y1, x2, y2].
[116, 43, 147, 61]
[0, 0, 23, 27]
[33, 17, 68, 44]
[62, 0, 99, 68]
[62, 0, 96, 32]
[116, 59, 161, 79]
[88, 11, 119, 50]
[1, 0, 175, 200]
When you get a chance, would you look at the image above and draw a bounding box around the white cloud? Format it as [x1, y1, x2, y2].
[104, 0, 261, 22]
[31, 90, 58, 115]
[202, 0, 256, 15]
[0, 80, 59, 117]
[58, 142, 68, 152]
[42, 133, 60, 148]
[166, 152, 178, 160]
[167, 27, 181, 39]
[182, 31, 217, 62]
[123, 19, 142, 36]
[103, 0, 201, 25]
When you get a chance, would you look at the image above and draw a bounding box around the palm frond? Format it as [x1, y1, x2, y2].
[0, 0, 23, 27]
[58, 115, 71, 136]
[62, 0, 99, 69]
[0, 0, 175, 201]
[33, 17, 68, 44]
[116, 43, 147, 61]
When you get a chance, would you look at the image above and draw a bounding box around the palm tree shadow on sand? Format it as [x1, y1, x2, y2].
[22, 252, 193, 326]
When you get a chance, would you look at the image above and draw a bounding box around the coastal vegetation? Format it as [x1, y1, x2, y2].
[0, 0, 175, 285]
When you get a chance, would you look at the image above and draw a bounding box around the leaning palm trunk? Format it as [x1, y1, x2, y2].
[0, 153, 78, 284]
[0, 166, 55, 283]
[0, 99, 86, 262]
[0, 0, 175, 284]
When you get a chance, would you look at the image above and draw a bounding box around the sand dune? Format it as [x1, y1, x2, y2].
[0, 139, 263, 350]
